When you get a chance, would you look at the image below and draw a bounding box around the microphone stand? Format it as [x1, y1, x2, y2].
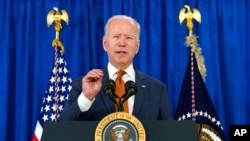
[110, 93, 123, 112]
[116, 93, 130, 112]
[117, 97, 124, 112]
[109, 92, 124, 112]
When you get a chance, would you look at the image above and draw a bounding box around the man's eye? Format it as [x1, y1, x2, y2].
[127, 36, 133, 40]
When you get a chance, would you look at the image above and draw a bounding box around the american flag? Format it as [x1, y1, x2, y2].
[32, 48, 72, 141]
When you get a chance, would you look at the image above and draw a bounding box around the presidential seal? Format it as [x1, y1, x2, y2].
[95, 112, 146, 141]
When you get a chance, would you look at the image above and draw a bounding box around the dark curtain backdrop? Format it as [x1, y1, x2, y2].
[0, 0, 249, 141]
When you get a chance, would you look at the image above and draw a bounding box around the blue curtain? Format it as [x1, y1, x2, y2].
[1, 0, 249, 140]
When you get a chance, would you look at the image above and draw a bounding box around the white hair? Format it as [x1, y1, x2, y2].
[104, 15, 141, 39]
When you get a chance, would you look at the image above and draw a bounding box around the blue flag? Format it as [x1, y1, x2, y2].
[175, 49, 226, 141]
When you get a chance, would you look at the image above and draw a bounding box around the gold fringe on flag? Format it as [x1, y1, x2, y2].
[185, 35, 207, 81]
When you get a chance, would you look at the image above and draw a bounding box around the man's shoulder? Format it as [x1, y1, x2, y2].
[136, 70, 165, 86]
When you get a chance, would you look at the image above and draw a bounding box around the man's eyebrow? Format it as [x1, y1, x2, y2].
[111, 33, 121, 36]
[111, 33, 136, 38]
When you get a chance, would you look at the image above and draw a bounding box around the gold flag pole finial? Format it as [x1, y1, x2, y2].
[179, 5, 206, 81]
[47, 7, 69, 52]
[179, 5, 201, 36]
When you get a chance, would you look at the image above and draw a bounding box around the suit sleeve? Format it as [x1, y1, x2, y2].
[159, 84, 173, 120]
[59, 77, 83, 121]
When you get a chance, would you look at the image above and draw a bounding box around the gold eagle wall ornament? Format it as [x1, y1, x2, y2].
[47, 7, 69, 52]
[179, 5, 201, 36]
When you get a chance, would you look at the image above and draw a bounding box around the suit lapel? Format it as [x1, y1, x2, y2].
[132, 71, 148, 115]
[100, 67, 115, 113]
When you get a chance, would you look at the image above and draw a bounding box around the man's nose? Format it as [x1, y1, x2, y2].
[118, 36, 126, 45]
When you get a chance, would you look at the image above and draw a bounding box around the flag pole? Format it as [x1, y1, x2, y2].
[46, 7, 69, 120]
[179, 5, 205, 121]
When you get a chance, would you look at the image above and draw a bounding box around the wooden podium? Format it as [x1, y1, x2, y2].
[41, 120, 199, 141]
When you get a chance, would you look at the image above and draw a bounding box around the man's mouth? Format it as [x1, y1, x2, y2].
[116, 51, 126, 54]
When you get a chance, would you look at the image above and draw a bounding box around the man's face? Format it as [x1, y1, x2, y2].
[103, 19, 140, 69]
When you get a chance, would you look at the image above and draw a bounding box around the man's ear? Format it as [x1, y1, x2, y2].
[103, 37, 108, 51]
[135, 40, 140, 54]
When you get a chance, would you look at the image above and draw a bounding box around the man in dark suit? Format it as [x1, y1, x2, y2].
[59, 15, 172, 121]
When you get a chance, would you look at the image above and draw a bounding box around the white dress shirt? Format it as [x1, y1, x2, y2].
[77, 63, 135, 114]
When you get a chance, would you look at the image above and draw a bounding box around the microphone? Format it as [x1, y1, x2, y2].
[103, 79, 117, 104]
[121, 80, 137, 103]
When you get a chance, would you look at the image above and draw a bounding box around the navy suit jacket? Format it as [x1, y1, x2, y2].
[59, 67, 172, 121]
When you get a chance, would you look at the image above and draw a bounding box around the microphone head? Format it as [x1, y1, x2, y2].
[103, 79, 117, 104]
[125, 80, 137, 94]
[103, 79, 116, 94]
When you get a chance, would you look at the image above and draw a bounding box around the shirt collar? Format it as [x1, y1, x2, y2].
[107, 63, 135, 81]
